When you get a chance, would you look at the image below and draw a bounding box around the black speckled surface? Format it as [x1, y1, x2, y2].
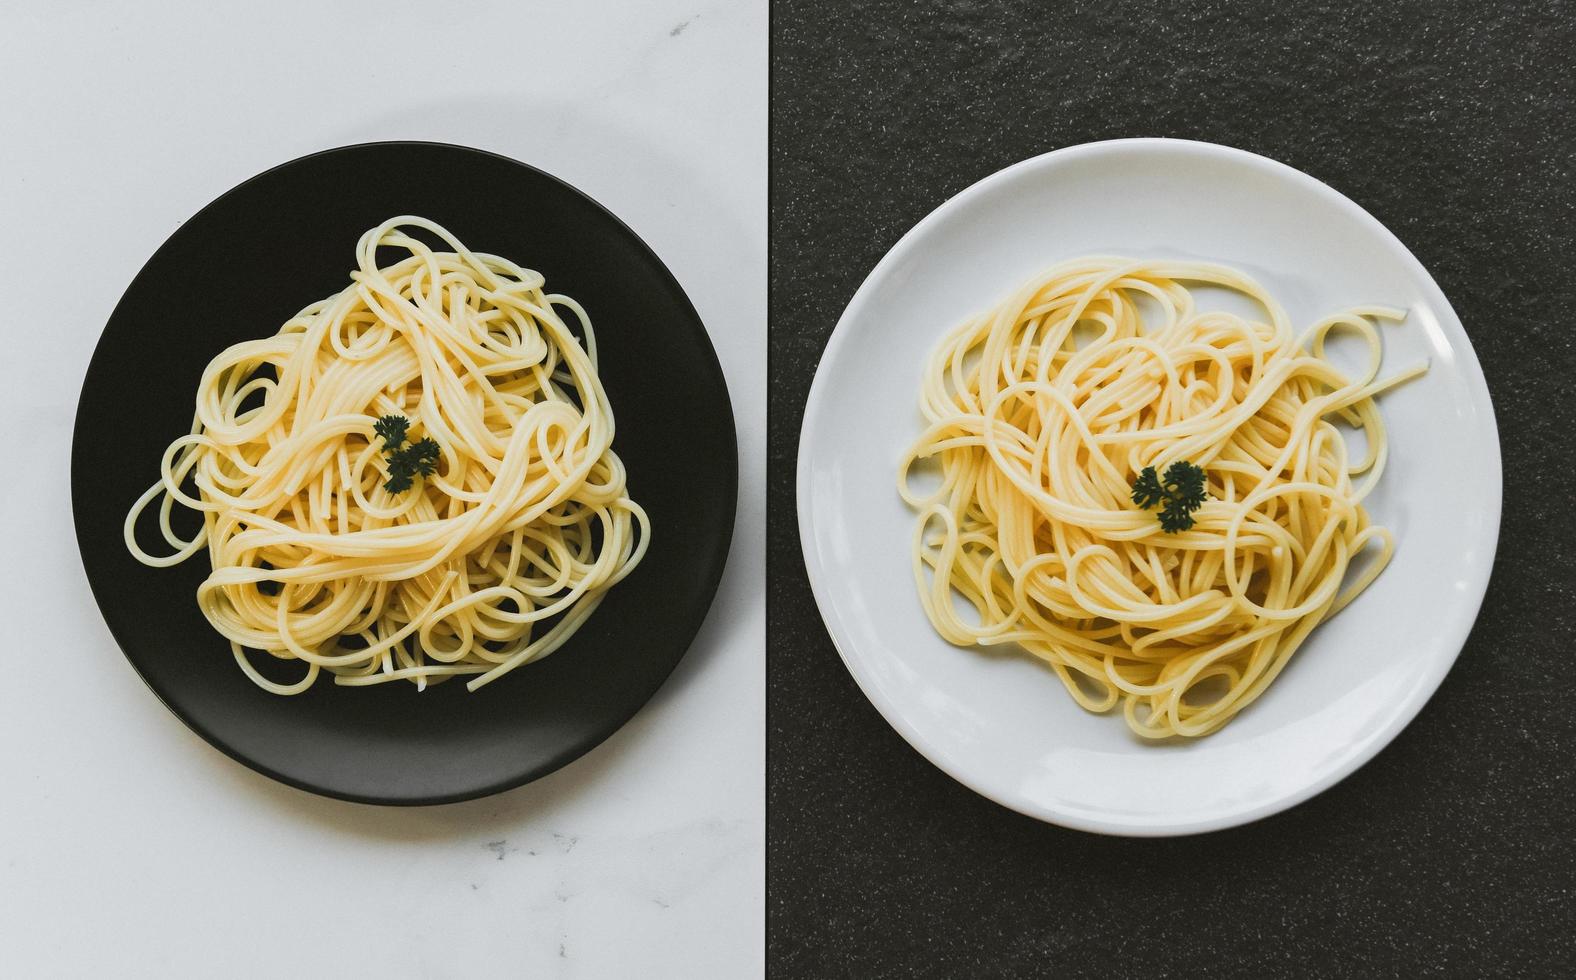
[768, 2, 1576, 976]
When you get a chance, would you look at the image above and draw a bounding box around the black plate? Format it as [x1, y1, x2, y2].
[72, 142, 737, 805]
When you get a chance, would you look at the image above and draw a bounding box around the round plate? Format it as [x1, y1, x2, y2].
[74, 142, 737, 805]
[797, 138, 1500, 836]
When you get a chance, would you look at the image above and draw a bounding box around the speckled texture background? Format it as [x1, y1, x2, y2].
[768, 2, 1576, 976]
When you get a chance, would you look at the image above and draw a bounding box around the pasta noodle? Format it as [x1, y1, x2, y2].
[898, 258, 1423, 738]
[125, 216, 649, 694]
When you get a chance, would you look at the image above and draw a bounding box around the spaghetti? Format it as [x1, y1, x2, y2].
[899, 258, 1423, 738]
[125, 216, 648, 694]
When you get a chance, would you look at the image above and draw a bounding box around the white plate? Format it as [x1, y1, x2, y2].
[797, 138, 1501, 836]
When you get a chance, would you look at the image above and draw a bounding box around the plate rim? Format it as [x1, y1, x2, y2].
[72, 140, 738, 806]
[795, 136, 1502, 836]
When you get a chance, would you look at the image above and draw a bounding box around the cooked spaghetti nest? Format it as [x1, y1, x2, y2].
[899, 257, 1424, 738]
[126, 216, 649, 694]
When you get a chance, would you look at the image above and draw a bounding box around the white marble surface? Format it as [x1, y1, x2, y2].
[0, 2, 764, 976]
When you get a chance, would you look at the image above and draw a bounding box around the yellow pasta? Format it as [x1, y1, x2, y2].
[899, 258, 1422, 738]
[126, 216, 648, 694]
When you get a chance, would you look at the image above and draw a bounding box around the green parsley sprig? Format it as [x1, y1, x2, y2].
[1131, 460, 1208, 533]
[374, 414, 440, 494]
[372, 414, 409, 447]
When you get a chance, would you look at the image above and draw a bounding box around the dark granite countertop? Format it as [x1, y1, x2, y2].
[768, 2, 1576, 976]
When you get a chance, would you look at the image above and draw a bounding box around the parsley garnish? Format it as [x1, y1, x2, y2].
[373, 414, 410, 448]
[374, 415, 440, 494]
[1131, 460, 1208, 533]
